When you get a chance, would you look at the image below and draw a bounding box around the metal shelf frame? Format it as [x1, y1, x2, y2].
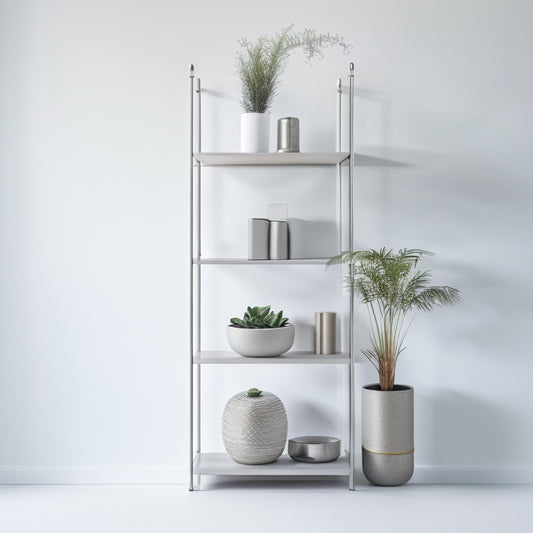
[188, 63, 356, 490]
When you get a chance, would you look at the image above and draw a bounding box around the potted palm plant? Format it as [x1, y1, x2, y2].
[236, 25, 351, 152]
[328, 248, 460, 485]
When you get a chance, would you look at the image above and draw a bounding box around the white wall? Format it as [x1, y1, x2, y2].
[1, 0, 532, 484]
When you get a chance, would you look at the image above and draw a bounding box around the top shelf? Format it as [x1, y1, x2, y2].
[194, 152, 350, 166]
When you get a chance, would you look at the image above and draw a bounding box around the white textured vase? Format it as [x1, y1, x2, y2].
[362, 384, 414, 486]
[240, 112, 270, 152]
[222, 390, 288, 465]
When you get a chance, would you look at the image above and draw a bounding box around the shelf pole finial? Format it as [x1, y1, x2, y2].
[349, 62, 354, 76]
[189, 64, 195, 78]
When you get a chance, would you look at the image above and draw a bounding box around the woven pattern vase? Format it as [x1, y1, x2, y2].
[222, 391, 288, 465]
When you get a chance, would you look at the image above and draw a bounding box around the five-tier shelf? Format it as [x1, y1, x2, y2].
[188, 64, 356, 490]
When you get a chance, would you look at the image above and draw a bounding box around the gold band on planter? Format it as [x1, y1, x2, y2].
[362, 446, 414, 456]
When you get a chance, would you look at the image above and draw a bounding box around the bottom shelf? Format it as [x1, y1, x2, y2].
[193, 452, 350, 476]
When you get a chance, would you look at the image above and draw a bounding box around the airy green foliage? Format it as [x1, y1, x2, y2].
[328, 248, 460, 390]
[236, 25, 352, 113]
[230, 305, 289, 329]
[247, 388, 263, 397]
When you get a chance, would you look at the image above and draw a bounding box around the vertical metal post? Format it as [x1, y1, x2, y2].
[336, 78, 343, 254]
[337, 78, 342, 151]
[196, 77, 202, 264]
[195, 78, 202, 465]
[188, 64, 195, 491]
[348, 62, 356, 491]
[348, 63, 355, 252]
[336, 76, 348, 467]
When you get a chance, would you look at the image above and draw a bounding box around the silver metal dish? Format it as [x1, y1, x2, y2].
[288, 436, 341, 463]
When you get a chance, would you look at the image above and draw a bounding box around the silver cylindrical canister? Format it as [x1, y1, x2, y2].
[248, 218, 269, 260]
[269, 220, 289, 260]
[315, 312, 336, 355]
[277, 117, 300, 153]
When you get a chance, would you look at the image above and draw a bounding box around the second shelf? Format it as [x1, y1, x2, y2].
[194, 351, 350, 364]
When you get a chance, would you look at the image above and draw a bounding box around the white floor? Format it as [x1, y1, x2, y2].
[1, 479, 532, 533]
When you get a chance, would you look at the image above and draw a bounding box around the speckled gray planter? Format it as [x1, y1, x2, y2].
[362, 384, 414, 486]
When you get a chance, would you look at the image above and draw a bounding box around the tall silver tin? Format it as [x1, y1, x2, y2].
[315, 312, 336, 354]
[269, 220, 289, 260]
[277, 117, 300, 152]
[248, 218, 269, 260]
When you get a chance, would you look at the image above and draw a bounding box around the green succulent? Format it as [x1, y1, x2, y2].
[247, 388, 263, 397]
[230, 305, 289, 329]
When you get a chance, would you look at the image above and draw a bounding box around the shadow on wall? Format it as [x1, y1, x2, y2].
[288, 219, 337, 259]
[288, 400, 339, 437]
[291, 318, 314, 349]
[418, 389, 518, 466]
[429, 258, 529, 359]
[354, 87, 392, 154]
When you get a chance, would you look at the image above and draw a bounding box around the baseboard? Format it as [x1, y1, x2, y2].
[411, 466, 533, 484]
[0, 465, 531, 485]
[0, 466, 188, 485]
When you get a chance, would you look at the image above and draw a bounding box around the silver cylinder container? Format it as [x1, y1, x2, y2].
[269, 220, 289, 260]
[315, 312, 336, 354]
[277, 117, 300, 152]
[248, 218, 269, 260]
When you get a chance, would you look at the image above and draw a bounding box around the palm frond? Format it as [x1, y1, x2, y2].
[413, 285, 461, 311]
[329, 247, 459, 390]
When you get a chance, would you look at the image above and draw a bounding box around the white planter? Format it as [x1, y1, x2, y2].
[222, 390, 288, 465]
[240, 112, 270, 152]
[362, 384, 414, 486]
[226, 324, 295, 357]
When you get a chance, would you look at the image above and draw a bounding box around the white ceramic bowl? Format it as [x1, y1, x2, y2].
[226, 324, 295, 357]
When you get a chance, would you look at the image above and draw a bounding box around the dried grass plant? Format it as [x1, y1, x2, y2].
[236, 25, 352, 113]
